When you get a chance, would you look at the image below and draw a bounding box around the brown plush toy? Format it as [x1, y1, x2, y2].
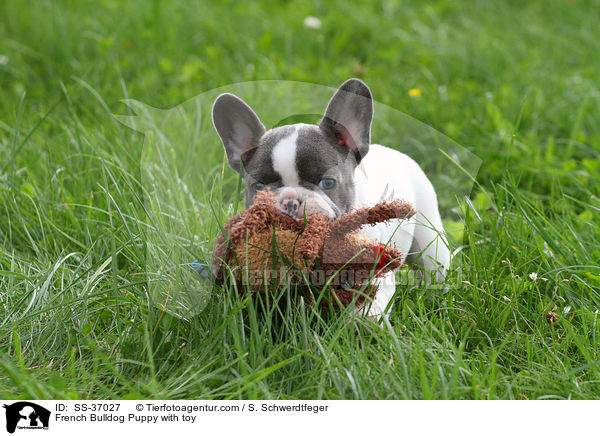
[213, 190, 416, 308]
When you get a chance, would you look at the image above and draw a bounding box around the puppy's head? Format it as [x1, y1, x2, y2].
[212, 79, 373, 218]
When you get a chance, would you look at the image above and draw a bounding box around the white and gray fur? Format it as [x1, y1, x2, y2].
[212, 79, 450, 318]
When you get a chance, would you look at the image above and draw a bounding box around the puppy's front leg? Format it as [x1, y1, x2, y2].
[357, 272, 397, 320]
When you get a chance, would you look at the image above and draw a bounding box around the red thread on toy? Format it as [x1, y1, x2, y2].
[373, 244, 388, 275]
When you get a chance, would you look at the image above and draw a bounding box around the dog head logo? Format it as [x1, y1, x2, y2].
[2, 402, 50, 433]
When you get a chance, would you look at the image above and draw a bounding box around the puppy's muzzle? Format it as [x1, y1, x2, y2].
[277, 188, 301, 217]
[281, 199, 300, 217]
[275, 187, 337, 219]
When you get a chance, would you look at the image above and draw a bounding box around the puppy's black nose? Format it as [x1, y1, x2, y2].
[282, 199, 300, 217]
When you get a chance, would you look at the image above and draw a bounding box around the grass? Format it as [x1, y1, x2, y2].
[0, 0, 599, 399]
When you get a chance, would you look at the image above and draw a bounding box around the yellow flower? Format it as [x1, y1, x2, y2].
[408, 88, 422, 98]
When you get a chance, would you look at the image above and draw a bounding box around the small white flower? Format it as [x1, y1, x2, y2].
[529, 272, 538, 281]
[0, 55, 8, 65]
[303, 16, 322, 29]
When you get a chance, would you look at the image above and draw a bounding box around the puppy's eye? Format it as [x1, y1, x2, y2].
[319, 178, 336, 190]
[253, 182, 266, 191]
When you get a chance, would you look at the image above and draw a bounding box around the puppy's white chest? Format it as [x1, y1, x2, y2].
[352, 144, 419, 255]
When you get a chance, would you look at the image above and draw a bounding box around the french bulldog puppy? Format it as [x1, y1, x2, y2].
[212, 79, 450, 317]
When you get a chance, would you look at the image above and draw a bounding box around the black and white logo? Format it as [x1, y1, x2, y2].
[2, 402, 50, 434]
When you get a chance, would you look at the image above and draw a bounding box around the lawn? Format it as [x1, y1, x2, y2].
[0, 0, 599, 399]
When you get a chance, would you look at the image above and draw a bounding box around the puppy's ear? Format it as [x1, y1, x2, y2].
[319, 78, 373, 163]
[212, 93, 266, 172]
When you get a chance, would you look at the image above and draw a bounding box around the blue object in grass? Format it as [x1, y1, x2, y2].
[191, 260, 214, 282]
